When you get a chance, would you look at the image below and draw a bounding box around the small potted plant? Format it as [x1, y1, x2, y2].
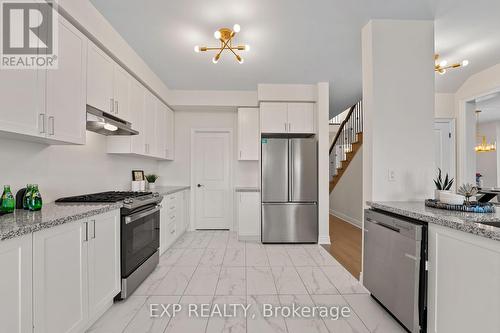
[433, 168, 454, 201]
[145, 174, 159, 191]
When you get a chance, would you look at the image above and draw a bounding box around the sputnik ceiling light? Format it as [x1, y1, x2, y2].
[194, 24, 249, 64]
[434, 54, 469, 75]
[474, 110, 496, 153]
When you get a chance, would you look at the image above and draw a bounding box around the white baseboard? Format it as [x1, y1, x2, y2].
[329, 209, 362, 229]
[318, 235, 331, 245]
[238, 235, 260, 241]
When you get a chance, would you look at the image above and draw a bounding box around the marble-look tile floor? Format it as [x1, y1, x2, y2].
[87, 231, 406, 333]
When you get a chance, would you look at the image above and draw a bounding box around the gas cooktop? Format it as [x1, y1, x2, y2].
[56, 191, 153, 203]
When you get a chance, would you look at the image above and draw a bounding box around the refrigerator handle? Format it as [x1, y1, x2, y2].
[289, 139, 293, 201]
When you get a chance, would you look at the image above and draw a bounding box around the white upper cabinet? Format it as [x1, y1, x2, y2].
[156, 102, 168, 159]
[87, 42, 114, 114]
[260, 102, 288, 133]
[130, 79, 146, 154]
[260, 102, 315, 134]
[238, 108, 259, 160]
[0, 234, 33, 333]
[144, 91, 158, 157]
[287, 103, 315, 133]
[166, 107, 175, 160]
[46, 16, 87, 145]
[112, 65, 131, 122]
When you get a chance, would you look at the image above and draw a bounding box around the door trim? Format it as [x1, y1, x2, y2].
[190, 128, 234, 231]
[434, 118, 456, 188]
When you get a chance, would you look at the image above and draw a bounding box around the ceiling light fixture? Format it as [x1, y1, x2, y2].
[194, 24, 249, 64]
[474, 110, 496, 153]
[435, 54, 469, 75]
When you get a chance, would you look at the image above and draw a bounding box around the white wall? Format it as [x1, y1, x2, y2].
[362, 20, 435, 202]
[317, 83, 331, 244]
[476, 123, 498, 187]
[330, 147, 363, 227]
[435, 93, 455, 118]
[0, 133, 158, 203]
[157, 110, 259, 187]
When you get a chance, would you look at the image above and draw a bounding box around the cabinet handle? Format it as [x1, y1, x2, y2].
[39, 114, 45, 134]
[239, 150, 242, 159]
[92, 220, 96, 239]
[110, 98, 114, 113]
[288, 123, 291, 131]
[48, 116, 55, 135]
[115, 101, 119, 114]
[83, 222, 88, 242]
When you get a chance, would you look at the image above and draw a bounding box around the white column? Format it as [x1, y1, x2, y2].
[317, 82, 330, 244]
[362, 20, 435, 203]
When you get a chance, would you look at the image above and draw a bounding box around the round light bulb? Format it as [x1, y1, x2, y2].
[238, 57, 244, 64]
[103, 123, 118, 131]
[439, 69, 446, 75]
[214, 30, 221, 39]
[194, 45, 200, 53]
[439, 60, 448, 67]
[462, 59, 469, 67]
[212, 56, 219, 64]
[233, 24, 241, 33]
[244, 44, 250, 51]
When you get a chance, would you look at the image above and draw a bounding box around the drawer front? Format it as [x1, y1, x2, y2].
[166, 194, 178, 212]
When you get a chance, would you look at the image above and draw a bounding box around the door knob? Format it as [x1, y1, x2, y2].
[197, 184, 203, 188]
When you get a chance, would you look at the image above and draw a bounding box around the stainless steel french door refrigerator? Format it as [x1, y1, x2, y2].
[261, 138, 318, 243]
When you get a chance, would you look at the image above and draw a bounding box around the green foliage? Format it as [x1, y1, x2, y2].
[433, 168, 454, 190]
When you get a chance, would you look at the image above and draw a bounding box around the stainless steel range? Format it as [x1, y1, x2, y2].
[56, 191, 162, 299]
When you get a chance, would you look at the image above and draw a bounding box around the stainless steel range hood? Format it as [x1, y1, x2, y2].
[86, 105, 138, 136]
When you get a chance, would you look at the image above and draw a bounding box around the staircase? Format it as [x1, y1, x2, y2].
[329, 100, 363, 193]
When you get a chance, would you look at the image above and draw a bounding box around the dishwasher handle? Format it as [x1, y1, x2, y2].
[366, 217, 400, 233]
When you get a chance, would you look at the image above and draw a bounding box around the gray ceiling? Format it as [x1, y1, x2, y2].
[89, 0, 500, 116]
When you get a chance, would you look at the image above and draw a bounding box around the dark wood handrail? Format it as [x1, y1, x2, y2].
[329, 104, 356, 154]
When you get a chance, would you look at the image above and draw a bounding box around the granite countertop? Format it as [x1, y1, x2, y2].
[0, 202, 122, 241]
[155, 185, 190, 196]
[235, 186, 260, 192]
[367, 201, 500, 241]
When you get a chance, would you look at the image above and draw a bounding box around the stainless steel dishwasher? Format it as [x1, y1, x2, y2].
[363, 209, 427, 333]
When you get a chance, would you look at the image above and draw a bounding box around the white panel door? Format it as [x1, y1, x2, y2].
[46, 15, 87, 144]
[287, 102, 315, 133]
[237, 192, 261, 237]
[113, 65, 130, 121]
[0, 234, 32, 333]
[194, 131, 231, 229]
[260, 102, 288, 133]
[88, 211, 120, 321]
[434, 119, 455, 183]
[428, 224, 500, 333]
[130, 79, 146, 154]
[87, 41, 114, 114]
[238, 107, 259, 160]
[33, 220, 88, 333]
[144, 92, 158, 156]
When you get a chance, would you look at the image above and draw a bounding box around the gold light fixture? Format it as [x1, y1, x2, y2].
[474, 110, 496, 153]
[435, 54, 469, 75]
[194, 24, 249, 64]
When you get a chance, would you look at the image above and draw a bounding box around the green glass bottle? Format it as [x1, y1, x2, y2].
[28, 184, 43, 211]
[1, 185, 16, 213]
[23, 184, 33, 210]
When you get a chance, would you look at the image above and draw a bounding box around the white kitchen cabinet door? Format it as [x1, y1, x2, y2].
[33, 220, 89, 333]
[237, 192, 261, 238]
[238, 108, 259, 160]
[0, 64, 44, 138]
[46, 15, 87, 145]
[156, 103, 168, 159]
[87, 210, 120, 322]
[166, 107, 175, 160]
[113, 65, 131, 121]
[130, 79, 146, 154]
[0, 234, 33, 333]
[427, 224, 500, 333]
[287, 102, 315, 133]
[87, 41, 114, 114]
[144, 91, 158, 156]
[260, 102, 288, 133]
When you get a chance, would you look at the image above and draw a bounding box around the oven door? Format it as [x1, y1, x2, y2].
[121, 204, 160, 277]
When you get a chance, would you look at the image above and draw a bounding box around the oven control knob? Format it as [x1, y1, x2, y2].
[124, 198, 132, 204]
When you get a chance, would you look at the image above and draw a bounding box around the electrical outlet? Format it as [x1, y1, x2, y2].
[388, 169, 396, 182]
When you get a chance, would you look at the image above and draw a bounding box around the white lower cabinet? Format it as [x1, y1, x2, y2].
[159, 190, 189, 254]
[0, 234, 33, 333]
[427, 224, 500, 333]
[237, 191, 261, 239]
[33, 210, 120, 333]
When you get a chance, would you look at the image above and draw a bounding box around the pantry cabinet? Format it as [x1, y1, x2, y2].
[238, 108, 259, 160]
[260, 102, 315, 134]
[237, 191, 260, 239]
[33, 210, 120, 333]
[0, 234, 33, 333]
[0, 14, 87, 145]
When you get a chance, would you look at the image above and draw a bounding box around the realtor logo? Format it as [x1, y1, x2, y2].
[1, 0, 58, 69]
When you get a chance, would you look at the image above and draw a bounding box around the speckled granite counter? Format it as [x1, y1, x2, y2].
[155, 185, 190, 196]
[0, 202, 122, 241]
[367, 201, 500, 241]
[235, 187, 260, 192]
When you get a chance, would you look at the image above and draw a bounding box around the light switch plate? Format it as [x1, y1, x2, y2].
[388, 169, 396, 182]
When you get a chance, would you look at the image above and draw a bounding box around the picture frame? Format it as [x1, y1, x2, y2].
[132, 170, 145, 181]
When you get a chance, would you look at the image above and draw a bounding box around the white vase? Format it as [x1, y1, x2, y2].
[434, 189, 441, 200]
[148, 182, 156, 191]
